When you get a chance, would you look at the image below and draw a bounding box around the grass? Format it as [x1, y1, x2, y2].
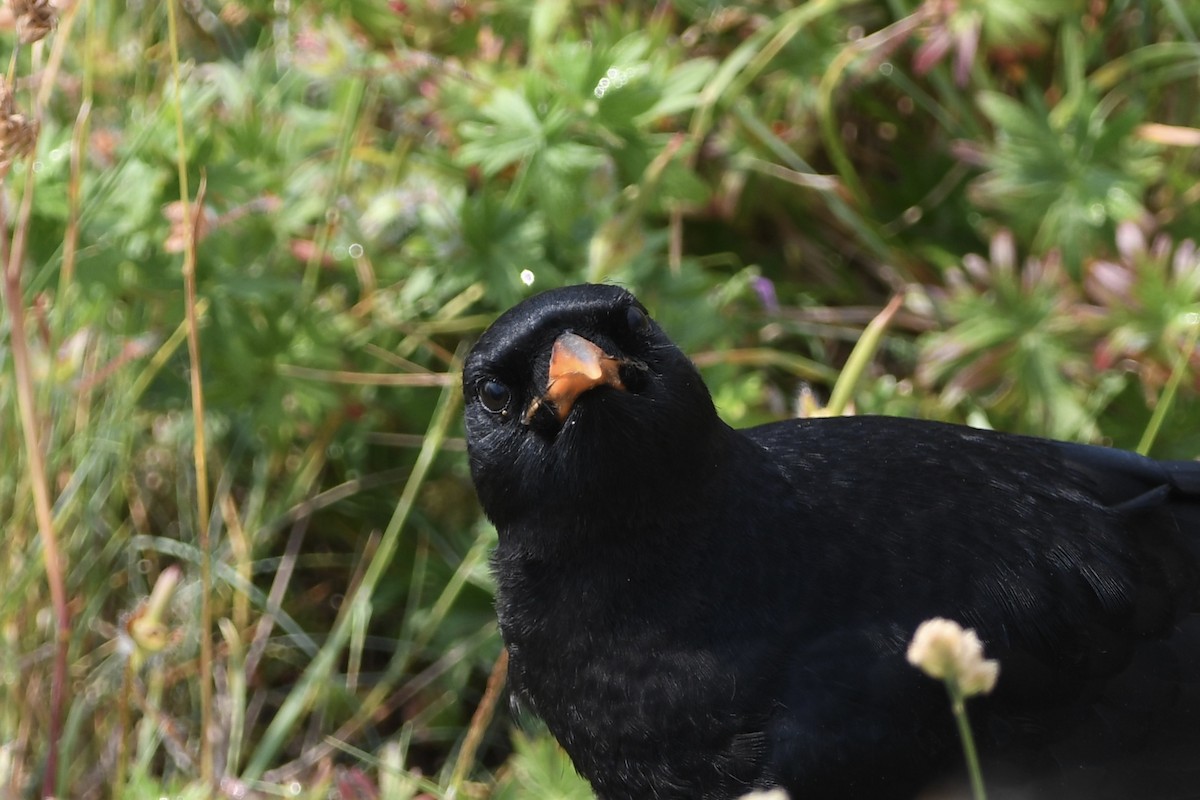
[1, 0, 1198, 797]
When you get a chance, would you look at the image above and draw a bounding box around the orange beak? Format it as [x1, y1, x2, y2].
[527, 332, 626, 423]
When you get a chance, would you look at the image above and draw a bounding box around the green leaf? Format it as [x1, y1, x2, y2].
[458, 89, 545, 176]
[492, 731, 593, 800]
[530, 0, 571, 63]
[654, 161, 710, 207]
[637, 57, 718, 123]
[973, 89, 1159, 272]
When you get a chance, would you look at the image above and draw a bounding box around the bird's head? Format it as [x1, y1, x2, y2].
[463, 284, 721, 533]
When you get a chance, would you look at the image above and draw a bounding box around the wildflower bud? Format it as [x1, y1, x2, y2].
[162, 200, 215, 253]
[127, 565, 182, 654]
[907, 617, 999, 697]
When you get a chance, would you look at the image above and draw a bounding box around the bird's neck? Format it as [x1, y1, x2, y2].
[491, 420, 801, 669]
[497, 419, 735, 552]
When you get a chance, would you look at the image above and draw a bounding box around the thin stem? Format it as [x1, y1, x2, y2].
[0, 54, 69, 794]
[164, 0, 214, 782]
[115, 659, 133, 794]
[301, 75, 365, 303]
[6, 15, 92, 794]
[4, 174, 70, 800]
[447, 649, 509, 797]
[947, 685, 988, 800]
[826, 294, 905, 417]
[59, 98, 90, 293]
[817, 10, 929, 208]
[1137, 315, 1200, 456]
[241, 360, 464, 782]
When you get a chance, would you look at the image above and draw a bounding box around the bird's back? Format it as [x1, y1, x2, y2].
[743, 415, 1200, 798]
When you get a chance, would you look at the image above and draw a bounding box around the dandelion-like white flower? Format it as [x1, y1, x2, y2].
[907, 617, 999, 696]
[908, 618, 998, 798]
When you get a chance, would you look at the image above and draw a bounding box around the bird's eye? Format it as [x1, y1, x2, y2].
[478, 379, 511, 415]
[625, 305, 651, 334]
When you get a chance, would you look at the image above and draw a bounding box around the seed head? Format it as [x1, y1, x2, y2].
[0, 83, 38, 170]
[13, 0, 56, 44]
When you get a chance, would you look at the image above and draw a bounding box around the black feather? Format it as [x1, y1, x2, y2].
[462, 284, 1200, 800]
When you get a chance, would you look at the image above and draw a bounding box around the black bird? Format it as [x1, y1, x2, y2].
[462, 283, 1200, 800]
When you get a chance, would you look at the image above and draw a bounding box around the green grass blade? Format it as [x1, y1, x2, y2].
[240, 364, 463, 782]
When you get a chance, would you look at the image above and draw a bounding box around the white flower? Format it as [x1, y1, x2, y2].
[907, 617, 999, 696]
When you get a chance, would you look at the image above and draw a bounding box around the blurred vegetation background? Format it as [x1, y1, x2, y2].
[1, 0, 1199, 797]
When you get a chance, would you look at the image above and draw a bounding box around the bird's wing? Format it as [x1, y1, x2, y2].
[1048, 439, 1200, 516]
[740, 416, 1200, 795]
[739, 413, 1200, 679]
